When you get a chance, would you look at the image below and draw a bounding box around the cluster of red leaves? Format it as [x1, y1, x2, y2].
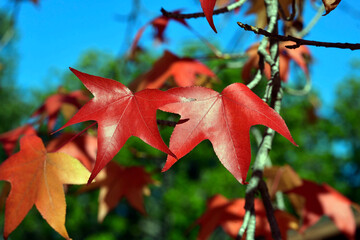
[0, 66, 355, 239]
[196, 172, 359, 240]
[57, 68, 296, 185]
[0, 1, 348, 239]
[264, 165, 359, 240]
[0, 62, 296, 238]
[287, 180, 359, 240]
[196, 194, 298, 240]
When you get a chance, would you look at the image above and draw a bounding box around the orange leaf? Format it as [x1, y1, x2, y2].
[0, 135, 90, 239]
[129, 50, 216, 92]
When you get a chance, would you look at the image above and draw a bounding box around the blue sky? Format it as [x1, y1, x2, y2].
[2, 0, 360, 109]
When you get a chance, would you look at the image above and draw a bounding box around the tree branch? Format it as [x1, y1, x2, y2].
[161, 0, 247, 19]
[259, 179, 282, 240]
[237, 21, 360, 50]
[239, 1, 284, 239]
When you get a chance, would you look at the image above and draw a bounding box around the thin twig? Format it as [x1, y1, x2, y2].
[237, 21, 360, 50]
[161, 0, 247, 20]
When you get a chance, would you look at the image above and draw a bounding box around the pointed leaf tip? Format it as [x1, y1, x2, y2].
[200, 0, 218, 33]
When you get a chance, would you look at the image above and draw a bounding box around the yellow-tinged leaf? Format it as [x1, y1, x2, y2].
[0, 135, 90, 239]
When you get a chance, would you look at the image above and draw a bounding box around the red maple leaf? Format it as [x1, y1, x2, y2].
[46, 133, 97, 171]
[286, 180, 358, 240]
[160, 84, 296, 184]
[129, 50, 216, 92]
[56, 68, 186, 183]
[80, 162, 156, 222]
[196, 194, 298, 239]
[129, 12, 188, 58]
[32, 88, 89, 132]
[242, 42, 311, 83]
[0, 124, 37, 156]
